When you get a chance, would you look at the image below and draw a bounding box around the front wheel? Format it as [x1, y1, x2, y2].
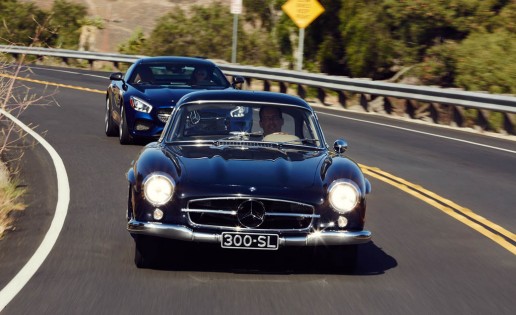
[105, 97, 118, 137]
[119, 106, 133, 145]
[325, 245, 358, 274]
[134, 235, 160, 269]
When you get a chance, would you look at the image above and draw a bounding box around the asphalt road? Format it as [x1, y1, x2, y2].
[0, 65, 515, 315]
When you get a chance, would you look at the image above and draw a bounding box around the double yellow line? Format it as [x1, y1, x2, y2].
[0, 73, 105, 94]
[4, 72, 515, 255]
[360, 164, 516, 255]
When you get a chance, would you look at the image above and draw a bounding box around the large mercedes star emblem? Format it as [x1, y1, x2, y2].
[237, 200, 266, 228]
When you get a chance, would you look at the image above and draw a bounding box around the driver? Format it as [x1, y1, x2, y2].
[259, 106, 284, 136]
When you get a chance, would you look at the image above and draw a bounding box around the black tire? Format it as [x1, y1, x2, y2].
[134, 235, 160, 269]
[105, 96, 118, 137]
[119, 106, 133, 145]
[126, 185, 133, 222]
[325, 245, 358, 274]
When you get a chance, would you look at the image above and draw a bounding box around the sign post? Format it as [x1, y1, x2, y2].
[231, 0, 243, 64]
[282, 0, 324, 71]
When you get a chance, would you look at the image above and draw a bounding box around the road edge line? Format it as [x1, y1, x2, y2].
[0, 108, 70, 311]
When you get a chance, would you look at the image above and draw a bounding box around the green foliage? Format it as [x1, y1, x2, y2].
[137, 2, 280, 66]
[143, 3, 233, 59]
[1, 0, 515, 94]
[0, 0, 87, 49]
[0, 0, 50, 45]
[118, 28, 146, 55]
[413, 41, 458, 86]
[455, 31, 516, 94]
[49, 0, 88, 49]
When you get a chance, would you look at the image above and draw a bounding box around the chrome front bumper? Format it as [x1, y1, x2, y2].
[127, 219, 371, 246]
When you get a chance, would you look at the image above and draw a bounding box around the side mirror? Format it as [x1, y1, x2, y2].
[333, 139, 348, 154]
[109, 72, 124, 81]
[232, 75, 245, 89]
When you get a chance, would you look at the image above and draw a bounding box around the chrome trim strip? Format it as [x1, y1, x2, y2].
[182, 208, 237, 215]
[181, 208, 320, 218]
[127, 220, 371, 246]
[265, 212, 320, 218]
[187, 196, 315, 208]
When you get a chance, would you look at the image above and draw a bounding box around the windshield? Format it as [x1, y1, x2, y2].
[164, 102, 323, 148]
[128, 63, 230, 89]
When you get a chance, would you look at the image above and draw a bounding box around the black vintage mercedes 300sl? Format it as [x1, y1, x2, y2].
[127, 90, 372, 271]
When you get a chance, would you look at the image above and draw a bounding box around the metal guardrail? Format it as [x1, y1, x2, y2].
[1, 45, 515, 133]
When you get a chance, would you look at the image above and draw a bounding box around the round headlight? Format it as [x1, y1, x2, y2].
[143, 174, 174, 206]
[328, 180, 360, 213]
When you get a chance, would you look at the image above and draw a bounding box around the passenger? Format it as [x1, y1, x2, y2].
[190, 68, 211, 85]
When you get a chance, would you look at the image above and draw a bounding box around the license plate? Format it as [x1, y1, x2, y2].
[221, 232, 279, 250]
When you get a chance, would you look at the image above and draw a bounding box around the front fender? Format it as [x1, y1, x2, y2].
[322, 155, 369, 196]
[129, 143, 181, 192]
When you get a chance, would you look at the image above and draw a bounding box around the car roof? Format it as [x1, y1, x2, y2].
[135, 56, 216, 66]
[177, 90, 313, 110]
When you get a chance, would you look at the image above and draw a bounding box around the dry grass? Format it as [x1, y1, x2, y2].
[0, 161, 25, 238]
[0, 49, 56, 238]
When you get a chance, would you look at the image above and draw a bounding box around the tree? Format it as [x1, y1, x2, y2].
[0, 0, 50, 46]
[49, 0, 90, 49]
[455, 31, 516, 94]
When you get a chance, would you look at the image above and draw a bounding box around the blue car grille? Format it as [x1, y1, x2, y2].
[183, 197, 317, 231]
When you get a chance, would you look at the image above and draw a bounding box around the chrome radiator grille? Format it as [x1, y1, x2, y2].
[157, 108, 172, 123]
[183, 197, 317, 231]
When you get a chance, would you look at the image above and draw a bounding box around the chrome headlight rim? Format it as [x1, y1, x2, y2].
[328, 179, 361, 214]
[142, 172, 175, 206]
[130, 96, 153, 113]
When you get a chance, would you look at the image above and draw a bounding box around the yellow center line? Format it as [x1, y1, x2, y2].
[360, 164, 516, 255]
[4, 73, 515, 255]
[0, 73, 105, 94]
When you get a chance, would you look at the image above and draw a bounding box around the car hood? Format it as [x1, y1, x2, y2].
[132, 86, 229, 107]
[169, 145, 327, 189]
[132, 87, 196, 106]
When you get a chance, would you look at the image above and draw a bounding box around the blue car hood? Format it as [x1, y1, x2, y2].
[172, 146, 326, 189]
[133, 87, 207, 106]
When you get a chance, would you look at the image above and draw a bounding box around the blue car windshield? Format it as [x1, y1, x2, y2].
[164, 102, 323, 148]
[128, 63, 230, 88]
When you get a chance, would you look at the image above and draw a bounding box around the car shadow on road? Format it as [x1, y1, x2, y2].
[143, 240, 397, 276]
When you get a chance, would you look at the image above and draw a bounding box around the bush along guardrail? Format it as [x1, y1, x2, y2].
[1, 45, 515, 135]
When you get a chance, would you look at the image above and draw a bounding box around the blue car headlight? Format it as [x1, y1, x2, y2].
[130, 96, 153, 113]
[328, 180, 360, 213]
[143, 173, 175, 206]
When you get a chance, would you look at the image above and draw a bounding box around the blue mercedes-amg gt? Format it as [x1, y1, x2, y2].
[105, 56, 244, 144]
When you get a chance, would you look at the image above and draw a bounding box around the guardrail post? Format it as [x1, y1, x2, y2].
[405, 99, 415, 119]
[476, 110, 489, 131]
[336, 90, 347, 108]
[504, 113, 515, 135]
[279, 82, 287, 94]
[382, 96, 393, 114]
[244, 77, 252, 90]
[452, 106, 465, 127]
[429, 103, 439, 123]
[297, 84, 306, 99]
[360, 94, 372, 112]
[318, 88, 328, 105]
[263, 80, 270, 91]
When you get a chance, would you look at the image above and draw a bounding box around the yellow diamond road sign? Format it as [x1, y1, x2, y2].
[282, 0, 325, 29]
